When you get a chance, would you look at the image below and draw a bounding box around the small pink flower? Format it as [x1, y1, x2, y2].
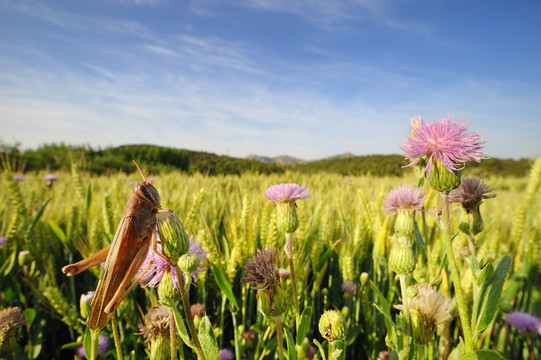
[13, 175, 26, 182]
[400, 115, 485, 175]
[265, 183, 310, 203]
[219, 348, 235, 360]
[138, 235, 207, 288]
[383, 184, 426, 213]
[42, 174, 58, 181]
[506, 311, 541, 333]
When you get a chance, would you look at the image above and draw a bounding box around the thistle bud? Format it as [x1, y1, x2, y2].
[138, 306, 171, 360]
[276, 202, 299, 234]
[458, 208, 484, 235]
[79, 291, 95, 319]
[395, 211, 415, 238]
[157, 269, 182, 303]
[411, 307, 435, 345]
[428, 161, 461, 194]
[178, 253, 200, 275]
[389, 244, 416, 275]
[318, 309, 347, 342]
[360, 272, 369, 286]
[157, 212, 190, 262]
[260, 284, 287, 318]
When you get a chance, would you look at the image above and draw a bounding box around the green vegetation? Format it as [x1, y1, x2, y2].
[1, 143, 535, 177]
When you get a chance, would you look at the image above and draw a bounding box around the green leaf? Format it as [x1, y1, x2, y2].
[211, 264, 239, 311]
[296, 306, 312, 346]
[474, 255, 511, 332]
[83, 327, 92, 360]
[284, 327, 297, 360]
[25, 308, 37, 327]
[369, 280, 399, 347]
[159, 299, 193, 348]
[461, 350, 506, 360]
[29, 319, 43, 359]
[312, 339, 327, 360]
[198, 315, 219, 360]
[49, 220, 67, 246]
[1, 244, 17, 276]
[25, 200, 49, 239]
[448, 338, 464, 360]
[328, 338, 346, 360]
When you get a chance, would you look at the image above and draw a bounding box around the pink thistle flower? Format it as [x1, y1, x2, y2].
[0, 236, 7, 247]
[42, 174, 58, 181]
[400, 115, 485, 175]
[341, 280, 357, 293]
[383, 184, 426, 214]
[219, 348, 235, 360]
[265, 183, 310, 203]
[13, 175, 26, 182]
[506, 311, 541, 333]
[448, 177, 496, 211]
[138, 234, 207, 288]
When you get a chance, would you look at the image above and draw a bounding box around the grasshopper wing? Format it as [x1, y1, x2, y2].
[88, 217, 152, 330]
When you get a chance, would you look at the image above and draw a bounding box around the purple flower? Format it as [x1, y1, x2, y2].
[341, 280, 357, 293]
[13, 175, 26, 182]
[42, 174, 59, 182]
[219, 348, 235, 360]
[0, 236, 7, 247]
[75, 334, 110, 359]
[127, 180, 137, 186]
[400, 115, 485, 175]
[139, 234, 207, 288]
[506, 311, 541, 333]
[265, 183, 310, 203]
[383, 184, 426, 213]
[448, 177, 496, 211]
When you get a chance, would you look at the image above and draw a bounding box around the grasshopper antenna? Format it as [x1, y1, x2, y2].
[132, 160, 147, 184]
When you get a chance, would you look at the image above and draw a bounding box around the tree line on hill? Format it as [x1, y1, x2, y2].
[0, 143, 535, 177]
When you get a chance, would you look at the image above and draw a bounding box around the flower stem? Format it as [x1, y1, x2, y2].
[176, 265, 206, 360]
[399, 274, 410, 360]
[274, 316, 285, 360]
[170, 313, 177, 360]
[285, 233, 300, 323]
[440, 193, 474, 352]
[417, 344, 425, 360]
[111, 312, 123, 360]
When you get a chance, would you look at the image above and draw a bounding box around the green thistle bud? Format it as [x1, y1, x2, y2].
[458, 208, 484, 235]
[395, 211, 415, 238]
[138, 306, 171, 360]
[411, 307, 436, 345]
[360, 272, 369, 286]
[428, 161, 461, 194]
[260, 284, 287, 318]
[318, 309, 347, 342]
[178, 253, 200, 275]
[389, 244, 416, 275]
[157, 269, 182, 303]
[149, 333, 169, 360]
[276, 202, 299, 234]
[79, 291, 95, 319]
[157, 212, 190, 262]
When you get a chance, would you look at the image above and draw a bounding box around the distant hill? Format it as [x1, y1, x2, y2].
[1, 143, 535, 177]
[245, 154, 305, 165]
[246, 152, 355, 165]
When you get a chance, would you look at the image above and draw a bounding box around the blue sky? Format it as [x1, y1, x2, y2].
[1, 0, 540, 160]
